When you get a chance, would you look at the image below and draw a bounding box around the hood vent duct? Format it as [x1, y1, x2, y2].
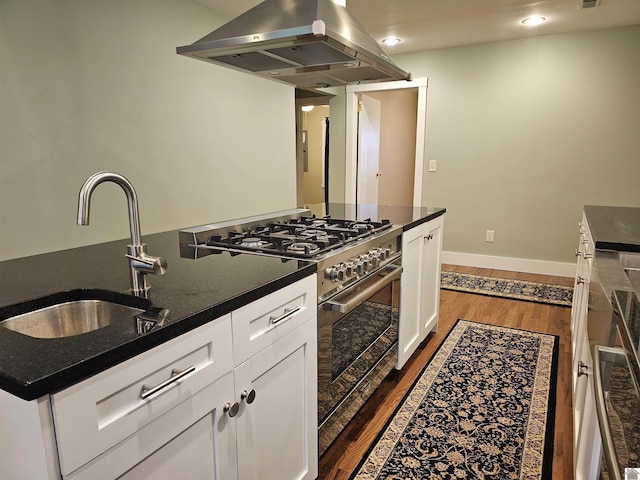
[176, 0, 411, 89]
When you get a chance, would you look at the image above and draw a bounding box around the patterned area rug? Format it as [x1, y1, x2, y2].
[351, 320, 558, 480]
[441, 271, 573, 307]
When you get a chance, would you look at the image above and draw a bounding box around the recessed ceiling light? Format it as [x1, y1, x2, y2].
[521, 16, 546, 26]
[301, 105, 315, 112]
[382, 37, 402, 46]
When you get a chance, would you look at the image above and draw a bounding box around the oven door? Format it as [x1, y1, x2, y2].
[317, 262, 402, 424]
[593, 345, 640, 480]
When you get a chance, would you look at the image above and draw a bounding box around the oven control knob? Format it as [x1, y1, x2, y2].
[369, 254, 380, 269]
[355, 261, 364, 276]
[325, 267, 340, 282]
[360, 257, 369, 273]
[336, 266, 346, 281]
[345, 263, 355, 277]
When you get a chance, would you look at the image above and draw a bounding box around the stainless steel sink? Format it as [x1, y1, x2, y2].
[0, 292, 149, 339]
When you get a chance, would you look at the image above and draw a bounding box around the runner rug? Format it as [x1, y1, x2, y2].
[441, 271, 573, 307]
[351, 320, 558, 480]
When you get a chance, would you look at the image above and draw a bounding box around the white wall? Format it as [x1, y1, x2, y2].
[396, 26, 640, 264]
[0, 0, 297, 261]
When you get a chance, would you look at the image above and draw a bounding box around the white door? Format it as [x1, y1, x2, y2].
[357, 94, 381, 205]
[234, 320, 318, 480]
[397, 226, 425, 368]
[421, 219, 442, 335]
[117, 373, 238, 480]
[346, 78, 428, 207]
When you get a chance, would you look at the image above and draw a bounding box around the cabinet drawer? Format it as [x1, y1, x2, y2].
[232, 274, 316, 365]
[52, 315, 233, 476]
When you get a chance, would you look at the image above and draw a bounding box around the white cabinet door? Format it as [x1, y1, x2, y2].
[234, 319, 318, 480]
[574, 361, 602, 480]
[421, 218, 443, 336]
[53, 317, 233, 476]
[397, 226, 425, 369]
[68, 371, 238, 480]
[397, 215, 444, 369]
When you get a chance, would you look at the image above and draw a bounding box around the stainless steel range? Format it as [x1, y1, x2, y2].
[179, 208, 402, 454]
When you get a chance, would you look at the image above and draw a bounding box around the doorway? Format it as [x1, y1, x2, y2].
[346, 78, 428, 207]
[295, 89, 334, 208]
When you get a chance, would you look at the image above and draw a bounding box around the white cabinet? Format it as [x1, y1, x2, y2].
[234, 320, 317, 480]
[51, 316, 235, 477]
[1, 274, 318, 480]
[397, 215, 444, 369]
[570, 214, 602, 480]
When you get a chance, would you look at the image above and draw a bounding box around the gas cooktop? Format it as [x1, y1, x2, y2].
[179, 208, 393, 260]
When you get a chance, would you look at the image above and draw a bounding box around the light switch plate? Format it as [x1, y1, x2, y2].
[428, 160, 437, 172]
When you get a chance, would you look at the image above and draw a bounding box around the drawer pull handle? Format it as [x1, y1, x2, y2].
[140, 366, 196, 400]
[241, 389, 256, 404]
[577, 361, 590, 377]
[224, 402, 240, 417]
[270, 306, 301, 325]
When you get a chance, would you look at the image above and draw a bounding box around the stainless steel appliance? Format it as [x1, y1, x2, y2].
[593, 289, 640, 480]
[179, 208, 403, 454]
[176, 0, 411, 88]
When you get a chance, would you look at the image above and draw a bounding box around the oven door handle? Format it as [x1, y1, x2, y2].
[592, 345, 624, 480]
[323, 265, 403, 314]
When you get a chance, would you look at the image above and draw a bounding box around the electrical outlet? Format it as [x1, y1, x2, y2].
[428, 160, 437, 172]
[486, 230, 495, 243]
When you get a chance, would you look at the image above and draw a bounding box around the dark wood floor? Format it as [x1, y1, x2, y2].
[318, 264, 574, 480]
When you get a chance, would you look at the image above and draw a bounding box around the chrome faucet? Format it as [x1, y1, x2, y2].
[77, 172, 167, 297]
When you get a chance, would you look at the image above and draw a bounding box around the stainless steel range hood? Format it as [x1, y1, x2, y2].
[176, 0, 411, 89]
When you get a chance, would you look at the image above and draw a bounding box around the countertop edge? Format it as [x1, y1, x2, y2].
[401, 208, 446, 231]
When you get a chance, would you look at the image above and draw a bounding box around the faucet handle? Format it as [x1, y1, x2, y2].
[125, 253, 168, 276]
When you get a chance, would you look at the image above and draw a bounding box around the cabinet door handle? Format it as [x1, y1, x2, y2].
[224, 402, 240, 417]
[140, 366, 196, 400]
[241, 389, 256, 404]
[577, 361, 590, 377]
[270, 306, 301, 325]
[575, 249, 582, 257]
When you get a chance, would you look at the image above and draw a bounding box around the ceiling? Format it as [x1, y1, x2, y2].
[196, 0, 640, 54]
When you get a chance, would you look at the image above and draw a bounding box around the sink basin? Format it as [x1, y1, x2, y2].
[0, 290, 150, 339]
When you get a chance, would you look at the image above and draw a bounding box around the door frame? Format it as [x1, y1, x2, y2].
[345, 77, 428, 207]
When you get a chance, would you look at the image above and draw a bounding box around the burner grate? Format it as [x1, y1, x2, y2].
[199, 214, 393, 259]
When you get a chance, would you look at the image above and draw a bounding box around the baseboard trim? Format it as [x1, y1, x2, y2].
[441, 251, 576, 278]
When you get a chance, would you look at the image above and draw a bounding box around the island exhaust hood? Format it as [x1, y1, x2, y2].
[176, 0, 411, 89]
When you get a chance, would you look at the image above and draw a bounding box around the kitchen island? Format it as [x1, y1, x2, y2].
[0, 204, 445, 479]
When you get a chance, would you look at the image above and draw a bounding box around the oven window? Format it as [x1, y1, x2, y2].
[330, 287, 395, 381]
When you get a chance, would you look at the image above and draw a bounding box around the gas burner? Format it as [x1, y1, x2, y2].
[300, 229, 329, 237]
[287, 242, 320, 255]
[350, 223, 374, 231]
[309, 219, 328, 228]
[241, 237, 266, 248]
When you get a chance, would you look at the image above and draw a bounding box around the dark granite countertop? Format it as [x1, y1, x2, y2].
[0, 230, 315, 400]
[585, 205, 640, 253]
[306, 203, 446, 231]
